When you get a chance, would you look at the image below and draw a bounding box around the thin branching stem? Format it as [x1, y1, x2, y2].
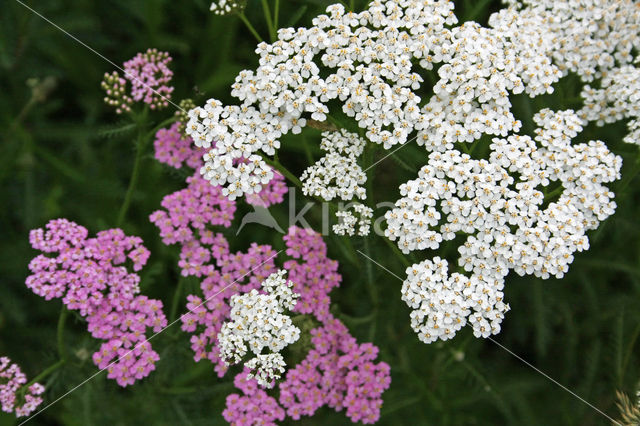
[236, 12, 263, 43]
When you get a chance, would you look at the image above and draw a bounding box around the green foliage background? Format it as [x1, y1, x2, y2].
[1, 0, 639, 424]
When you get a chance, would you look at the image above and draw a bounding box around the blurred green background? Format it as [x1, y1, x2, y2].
[1, 0, 640, 424]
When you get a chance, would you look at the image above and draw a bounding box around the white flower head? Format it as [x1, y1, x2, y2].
[210, 0, 245, 15]
[246, 353, 287, 388]
[217, 269, 300, 387]
[188, 0, 556, 200]
[333, 203, 373, 236]
[301, 130, 368, 202]
[388, 109, 621, 344]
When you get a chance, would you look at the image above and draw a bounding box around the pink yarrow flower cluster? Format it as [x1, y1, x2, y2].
[149, 173, 236, 248]
[152, 124, 288, 208]
[123, 48, 174, 109]
[154, 122, 204, 169]
[223, 369, 285, 426]
[150, 143, 390, 424]
[244, 171, 288, 208]
[283, 227, 341, 322]
[26, 219, 167, 387]
[101, 48, 174, 113]
[0, 357, 45, 418]
[279, 318, 391, 424]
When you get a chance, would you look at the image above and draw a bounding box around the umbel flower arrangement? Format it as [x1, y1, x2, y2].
[4, 0, 640, 424]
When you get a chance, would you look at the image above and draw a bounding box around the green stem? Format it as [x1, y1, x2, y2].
[57, 308, 68, 361]
[260, 0, 277, 42]
[260, 155, 303, 189]
[146, 115, 179, 140]
[363, 236, 379, 307]
[26, 359, 65, 388]
[170, 276, 185, 322]
[301, 134, 315, 164]
[382, 235, 411, 268]
[274, 0, 280, 32]
[116, 117, 149, 228]
[237, 12, 263, 43]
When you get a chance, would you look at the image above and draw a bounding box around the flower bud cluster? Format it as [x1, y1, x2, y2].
[101, 49, 174, 113]
[101, 71, 132, 114]
[175, 98, 197, 133]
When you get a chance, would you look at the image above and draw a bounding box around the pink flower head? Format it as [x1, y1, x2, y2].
[123, 48, 174, 110]
[245, 171, 288, 208]
[283, 227, 341, 322]
[279, 318, 391, 424]
[26, 219, 167, 387]
[153, 122, 204, 169]
[149, 172, 236, 247]
[0, 356, 45, 418]
[223, 369, 285, 426]
[180, 243, 279, 376]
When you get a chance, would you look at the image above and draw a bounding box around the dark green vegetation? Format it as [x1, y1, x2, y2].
[1, 0, 639, 424]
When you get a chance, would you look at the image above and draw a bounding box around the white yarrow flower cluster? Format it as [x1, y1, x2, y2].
[580, 65, 640, 145]
[403, 257, 509, 343]
[333, 204, 373, 236]
[217, 270, 300, 388]
[387, 109, 621, 342]
[210, 0, 242, 15]
[492, 0, 640, 83]
[187, 0, 555, 199]
[301, 130, 367, 201]
[245, 354, 287, 387]
[492, 1, 640, 146]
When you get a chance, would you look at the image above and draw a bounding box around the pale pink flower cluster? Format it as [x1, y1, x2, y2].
[150, 166, 390, 423]
[154, 122, 204, 169]
[152, 124, 288, 208]
[26, 219, 167, 387]
[0, 357, 45, 418]
[278, 318, 391, 424]
[101, 48, 174, 113]
[282, 226, 341, 322]
[223, 369, 285, 425]
[123, 48, 174, 109]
